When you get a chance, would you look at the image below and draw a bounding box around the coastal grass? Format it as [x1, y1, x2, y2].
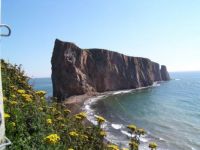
[1, 59, 157, 150]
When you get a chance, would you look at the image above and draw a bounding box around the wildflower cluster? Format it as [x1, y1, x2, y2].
[74, 112, 87, 121]
[107, 144, 119, 150]
[149, 142, 158, 150]
[36, 90, 46, 97]
[46, 119, 53, 125]
[126, 124, 157, 150]
[69, 131, 79, 137]
[95, 115, 106, 127]
[4, 113, 10, 119]
[44, 134, 60, 144]
[1, 60, 106, 149]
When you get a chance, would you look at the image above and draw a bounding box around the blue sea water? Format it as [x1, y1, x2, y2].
[31, 72, 200, 150]
[29, 78, 52, 97]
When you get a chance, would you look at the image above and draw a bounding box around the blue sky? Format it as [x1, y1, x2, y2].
[1, 0, 200, 77]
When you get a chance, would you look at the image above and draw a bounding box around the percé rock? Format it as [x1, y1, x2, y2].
[51, 39, 170, 100]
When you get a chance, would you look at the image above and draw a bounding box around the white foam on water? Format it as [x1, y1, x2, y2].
[111, 123, 123, 130]
[140, 137, 148, 143]
[153, 82, 161, 87]
[191, 147, 197, 150]
[120, 130, 148, 143]
[112, 89, 133, 95]
[82, 95, 108, 126]
[110, 82, 160, 96]
[121, 130, 131, 137]
[81, 83, 165, 149]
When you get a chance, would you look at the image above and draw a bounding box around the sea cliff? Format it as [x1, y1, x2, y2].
[51, 39, 170, 100]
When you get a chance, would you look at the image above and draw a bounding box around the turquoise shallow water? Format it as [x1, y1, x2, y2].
[31, 72, 200, 150]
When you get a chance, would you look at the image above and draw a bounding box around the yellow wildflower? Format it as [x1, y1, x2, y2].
[69, 131, 78, 137]
[136, 128, 146, 135]
[78, 112, 87, 118]
[75, 115, 82, 121]
[44, 134, 60, 144]
[3, 97, 7, 101]
[64, 109, 71, 114]
[10, 100, 18, 105]
[149, 142, 157, 149]
[68, 148, 74, 150]
[100, 130, 107, 137]
[127, 124, 137, 132]
[95, 115, 106, 124]
[11, 94, 16, 98]
[46, 119, 52, 125]
[22, 94, 32, 102]
[107, 144, 119, 150]
[38, 107, 43, 111]
[17, 89, 26, 94]
[36, 90, 46, 97]
[80, 134, 88, 141]
[74, 112, 87, 121]
[122, 148, 129, 150]
[4, 113, 10, 119]
[129, 141, 138, 150]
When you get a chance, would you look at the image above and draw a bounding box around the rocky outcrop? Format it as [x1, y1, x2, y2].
[160, 65, 170, 81]
[51, 39, 170, 100]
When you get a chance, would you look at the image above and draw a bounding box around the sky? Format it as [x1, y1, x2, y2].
[1, 0, 200, 77]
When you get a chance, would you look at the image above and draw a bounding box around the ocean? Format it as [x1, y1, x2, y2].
[30, 72, 200, 150]
[29, 78, 52, 97]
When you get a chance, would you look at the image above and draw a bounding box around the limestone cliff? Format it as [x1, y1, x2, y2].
[51, 39, 170, 100]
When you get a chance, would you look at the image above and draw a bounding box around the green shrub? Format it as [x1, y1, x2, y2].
[1, 59, 157, 150]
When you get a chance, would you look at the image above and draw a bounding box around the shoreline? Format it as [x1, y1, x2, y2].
[63, 93, 102, 126]
[63, 92, 111, 144]
[62, 83, 161, 123]
[62, 83, 165, 149]
[63, 92, 100, 115]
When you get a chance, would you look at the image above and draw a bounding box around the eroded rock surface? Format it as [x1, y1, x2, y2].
[51, 39, 170, 100]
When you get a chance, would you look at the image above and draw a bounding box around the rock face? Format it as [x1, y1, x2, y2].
[51, 39, 170, 100]
[160, 65, 170, 81]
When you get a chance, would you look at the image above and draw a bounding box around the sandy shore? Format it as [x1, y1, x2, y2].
[62, 92, 101, 126]
[62, 89, 130, 115]
[63, 93, 99, 115]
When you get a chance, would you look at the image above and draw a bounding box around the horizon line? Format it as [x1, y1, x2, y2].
[31, 70, 200, 78]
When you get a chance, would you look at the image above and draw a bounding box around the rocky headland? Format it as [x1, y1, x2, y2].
[51, 39, 170, 101]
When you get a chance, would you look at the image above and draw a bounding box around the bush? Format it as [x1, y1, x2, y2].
[1, 60, 105, 150]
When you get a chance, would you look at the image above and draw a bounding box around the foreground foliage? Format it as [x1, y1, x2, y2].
[1, 60, 157, 150]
